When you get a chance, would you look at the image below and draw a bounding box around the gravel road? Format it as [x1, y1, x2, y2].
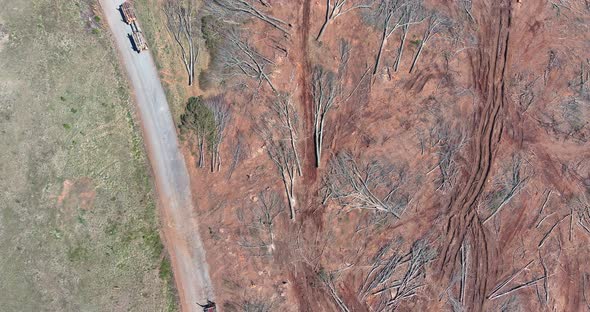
[98, 1, 214, 310]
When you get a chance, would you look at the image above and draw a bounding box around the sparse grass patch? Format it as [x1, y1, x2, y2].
[0, 0, 169, 310]
[67, 245, 89, 262]
[159, 257, 173, 280]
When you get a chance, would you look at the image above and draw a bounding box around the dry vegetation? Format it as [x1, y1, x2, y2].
[140, 0, 589, 310]
[0, 0, 176, 311]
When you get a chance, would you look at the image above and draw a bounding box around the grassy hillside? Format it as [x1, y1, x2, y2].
[0, 0, 175, 310]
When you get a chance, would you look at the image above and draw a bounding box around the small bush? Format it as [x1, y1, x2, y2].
[159, 257, 172, 280]
[143, 228, 164, 257]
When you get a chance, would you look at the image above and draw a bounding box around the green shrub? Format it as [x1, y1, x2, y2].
[179, 96, 216, 147]
[159, 257, 172, 280]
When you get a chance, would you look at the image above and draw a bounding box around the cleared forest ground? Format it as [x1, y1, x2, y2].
[132, 0, 590, 310]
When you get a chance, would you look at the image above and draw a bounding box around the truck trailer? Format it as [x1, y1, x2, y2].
[131, 28, 148, 52]
[125, 9, 147, 53]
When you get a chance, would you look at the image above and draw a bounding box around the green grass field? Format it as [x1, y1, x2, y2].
[0, 0, 175, 310]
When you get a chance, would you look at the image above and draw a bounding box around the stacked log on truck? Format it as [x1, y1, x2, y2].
[121, 1, 136, 24]
[130, 22, 148, 52]
[120, 1, 147, 52]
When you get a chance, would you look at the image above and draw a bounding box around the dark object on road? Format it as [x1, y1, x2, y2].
[131, 29, 147, 52]
[199, 300, 216, 312]
[129, 21, 147, 53]
[120, 1, 136, 24]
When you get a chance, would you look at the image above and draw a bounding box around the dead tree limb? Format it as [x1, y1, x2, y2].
[383, 242, 434, 309]
[326, 152, 410, 218]
[258, 100, 300, 220]
[267, 140, 297, 220]
[539, 249, 549, 305]
[488, 259, 535, 299]
[312, 66, 341, 168]
[222, 31, 277, 91]
[227, 131, 246, 180]
[460, 241, 468, 304]
[316, 0, 372, 41]
[575, 195, 590, 237]
[488, 276, 545, 300]
[358, 240, 435, 311]
[539, 189, 552, 215]
[237, 190, 283, 255]
[319, 271, 352, 312]
[483, 156, 529, 224]
[206, 95, 232, 172]
[458, 0, 475, 23]
[433, 124, 466, 192]
[270, 95, 303, 176]
[211, 0, 291, 35]
[409, 10, 449, 73]
[393, 0, 424, 72]
[371, 0, 409, 76]
[539, 214, 568, 248]
[164, 0, 199, 85]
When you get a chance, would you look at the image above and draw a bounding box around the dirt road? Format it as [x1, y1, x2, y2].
[98, 1, 214, 310]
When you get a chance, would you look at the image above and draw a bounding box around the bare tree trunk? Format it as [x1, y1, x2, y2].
[165, 0, 199, 86]
[316, 0, 331, 41]
[409, 11, 446, 73]
[372, 23, 388, 76]
[312, 67, 339, 168]
[290, 132, 302, 176]
[409, 40, 424, 73]
[283, 98, 303, 176]
[316, 111, 328, 168]
[198, 137, 205, 168]
[206, 95, 231, 173]
[394, 25, 408, 72]
[314, 112, 322, 168]
[210, 149, 215, 172]
[183, 11, 195, 85]
[216, 146, 222, 172]
[286, 172, 296, 220]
